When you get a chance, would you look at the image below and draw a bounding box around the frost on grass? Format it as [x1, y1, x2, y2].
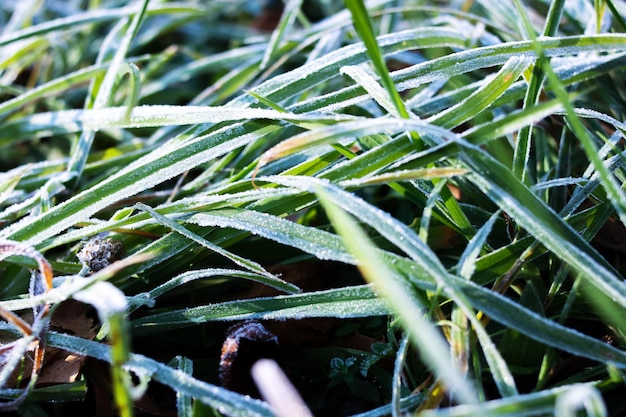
[189, 209, 355, 264]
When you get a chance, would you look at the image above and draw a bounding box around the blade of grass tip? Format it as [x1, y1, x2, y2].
[170, 356, 194, 416]
[66, 0, 149, 183]
[92, 0, 148, 111]
[340, 65, 405, 117]
[344, 0, 422, 149]
[245, 90, 335, 140]
[419, 180, 448, 243]
[120, 63, 141, 122]
[135, 203, 276, 278]
[457, 211, 500, 280]
[247, 90, 289, 112]
[260, 0, 304, 70]
[392, 335, 410, 417]
[316, 186, 477, 405]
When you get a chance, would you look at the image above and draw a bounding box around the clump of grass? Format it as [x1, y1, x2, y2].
[1, 0, 626, 416]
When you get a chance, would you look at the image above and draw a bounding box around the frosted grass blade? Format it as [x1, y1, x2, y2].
[267, 175, 517, 396]
[316, 186, 478, 404]
[3, 105, 355, 133]
[0, 65, 107, 117]
[66, 0, 150, 181]
[140, 268, 300, 301]
[260, 0, 303, 69]
[135, 203, 276, 278]
[0, 4, 205, 47]
[457, 211, 499, 280]
[344, 0, 410, 120]
[427, 56, 532, 128]
[418, 383, 602, 417]
[132, 285, 388, 335]
[45, 332, 274, 417]
[0, 123, 281, 245]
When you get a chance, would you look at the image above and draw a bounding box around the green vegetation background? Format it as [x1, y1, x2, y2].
[1, 0, 626, 416]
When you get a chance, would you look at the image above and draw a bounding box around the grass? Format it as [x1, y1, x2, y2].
[1, 0, 626, 416]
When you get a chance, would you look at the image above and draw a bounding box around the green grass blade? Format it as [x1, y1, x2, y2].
[428, 56, 531, 128]
[66, 0, 150, 181]
[457, 211, 499, 280]
[0, 123, 280, 245]
[260, 0, 304, 69]
[316, 186, 478, 404]
[132, 285, 387, 335]
[139, 268, 300, 302]
[135, 203, 276, 278]
[344, 0, 410, 120]
[46, 331, 273, 417]
[418, 383, 603, 417]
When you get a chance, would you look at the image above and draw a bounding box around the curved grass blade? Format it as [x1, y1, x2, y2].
[44, 331, 273, 417]
[132, 285, 387, 335]
[136, 268, 300, 304]
[0, 64, 107, 118]
[457, 211, 500, 280]
[135, 203, 276, 279]
[0, 123, 281, 245]
[316, 185, 478, 404]
[2, 105, 355, 137]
